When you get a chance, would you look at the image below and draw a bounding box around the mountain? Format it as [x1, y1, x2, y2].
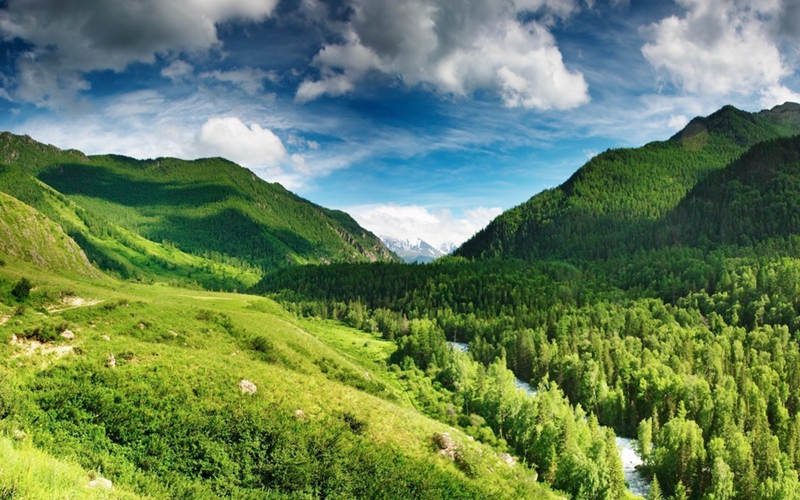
[380, 236, 452, 263]
[0, 132, 398, 288]
[660, 133, 800, 247]
[456, 103, 800, 262]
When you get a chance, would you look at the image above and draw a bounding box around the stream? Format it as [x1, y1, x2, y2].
[448, 341, 650, 498]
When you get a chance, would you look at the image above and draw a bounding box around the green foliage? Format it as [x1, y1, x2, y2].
[457, 103, 800, 263]
[11, 277, 32, 301]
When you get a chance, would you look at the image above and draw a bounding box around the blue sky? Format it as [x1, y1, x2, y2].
[1, 0, 799, 248]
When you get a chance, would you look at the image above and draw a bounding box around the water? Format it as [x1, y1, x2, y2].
[615, 437, 650, 498]
[448, 341, 651, 497]
[447, 341, 537, 396]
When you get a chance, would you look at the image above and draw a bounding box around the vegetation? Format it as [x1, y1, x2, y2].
[0, 132, 397, 291]
[4, 102, 800, 499]
[457, 103, 800, 262]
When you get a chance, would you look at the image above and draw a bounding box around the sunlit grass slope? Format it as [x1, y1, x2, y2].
[0, 262, 558, 499]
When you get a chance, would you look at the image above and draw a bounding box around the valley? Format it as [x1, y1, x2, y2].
[3, 103, 800, 499]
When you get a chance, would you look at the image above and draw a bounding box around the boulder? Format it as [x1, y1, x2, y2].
[239, 379, 257, 395]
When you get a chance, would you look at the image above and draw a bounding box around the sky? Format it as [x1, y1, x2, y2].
[1, 0, 799, 248]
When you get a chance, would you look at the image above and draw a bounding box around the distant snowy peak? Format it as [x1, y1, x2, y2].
[380, 236, 454, 263]
[438, 242, 457, 255]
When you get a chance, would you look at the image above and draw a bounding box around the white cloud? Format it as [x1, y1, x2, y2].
[296, 0, 589, 110]
[196, 117, 287, 167]
[759, 84, 800, 108]
[200, 68, 278, 95]
[668, 114, 689, 130]
[642, 0, 794, 98]
[161, 60, 194, 81]
[347, 204, 503, 248]
[0, 0, 279, 107]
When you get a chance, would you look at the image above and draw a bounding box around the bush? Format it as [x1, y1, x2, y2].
[11, 278, 33, 301]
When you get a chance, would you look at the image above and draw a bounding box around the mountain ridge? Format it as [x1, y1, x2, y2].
[456, 102, 800, 262]
[0, 132, 398, 287]
[380, 235, 453, 263]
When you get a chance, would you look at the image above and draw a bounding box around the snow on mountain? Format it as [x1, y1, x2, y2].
[380, 235, 453, 263]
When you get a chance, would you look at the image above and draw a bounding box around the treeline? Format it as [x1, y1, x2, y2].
[257, 243, 800, 498]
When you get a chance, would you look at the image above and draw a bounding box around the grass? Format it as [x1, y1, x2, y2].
[0, 264, 559, 499]
[0, 436, 141, 499]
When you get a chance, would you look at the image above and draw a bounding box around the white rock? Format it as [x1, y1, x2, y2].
[88, 477, 113, 489]
[239, 379, 257, 395]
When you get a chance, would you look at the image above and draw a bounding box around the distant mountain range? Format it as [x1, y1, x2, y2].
[381, 236, 455, 263]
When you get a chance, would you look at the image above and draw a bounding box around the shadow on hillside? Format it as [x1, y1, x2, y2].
[39, 163, 239, 207]
[152, 209, 315, 268]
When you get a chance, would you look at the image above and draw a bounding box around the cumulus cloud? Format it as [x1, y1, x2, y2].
[0, 0, 279, 106]
[196, 117, 287, 167]
[296, 0, 589, 110]
[347, 204, 503, 248]
[642, 0, 797, 100]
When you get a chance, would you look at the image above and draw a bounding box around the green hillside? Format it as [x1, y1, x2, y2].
[0, 131, 397, 290]
[457, 103, 800, 261]
[659, 134, 800, 247]
[0, 219, 557, 499]
[0, 191, 100, 278]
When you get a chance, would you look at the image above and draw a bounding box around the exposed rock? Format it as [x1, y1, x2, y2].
[88, 476, 113, 489]
[239, 379, 257, 395]
[0, 315, 10, 326]
[106, 353, 116, 368]
[12, 429, 26, 441]
[498, 452, 517, 467]
[433, 432, 458, 460]
[101, 335, 111, 341]
[294, 409, 306, 419]
[61, 329, 75, 340]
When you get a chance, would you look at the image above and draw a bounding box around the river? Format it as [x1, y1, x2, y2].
[447, 341, 650, 498]
[616, 437, 650, 498]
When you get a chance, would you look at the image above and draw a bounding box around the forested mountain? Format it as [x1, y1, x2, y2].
[256, 103, 800, 500]
[0, 131, 397, 288]
[457, 103, 800, 261]
[658, 134, 800, 247]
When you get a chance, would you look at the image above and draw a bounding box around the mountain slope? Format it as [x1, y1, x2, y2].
[660, 134, 800, 247]
[0, 258, 556, 499]
[456, 103, 800, 262]
[0, 191, 100, 278]
[0, 132, 397, 286]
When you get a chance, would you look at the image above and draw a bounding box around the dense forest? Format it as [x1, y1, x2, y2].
[256, 104, 800, 499]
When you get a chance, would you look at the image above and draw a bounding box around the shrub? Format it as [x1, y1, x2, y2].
[11, 278, 33, 301]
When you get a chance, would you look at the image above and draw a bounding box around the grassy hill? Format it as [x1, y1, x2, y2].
[456, 103, 800, 262]
[0, 131, 397, 290]
[0, 191, 100, 278]
[0, 246, 558, 499]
